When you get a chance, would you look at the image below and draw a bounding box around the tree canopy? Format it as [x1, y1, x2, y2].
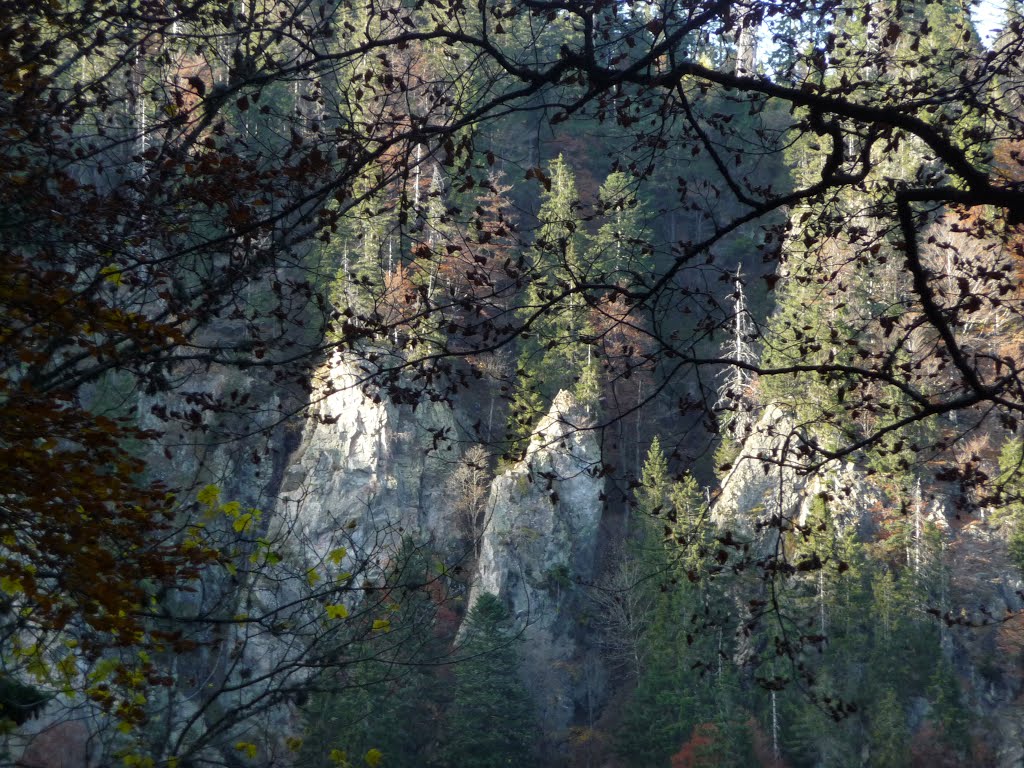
[4, 0, 1024, 762]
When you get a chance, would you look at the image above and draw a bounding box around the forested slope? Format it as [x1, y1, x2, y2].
[3, 0, 1024, 765]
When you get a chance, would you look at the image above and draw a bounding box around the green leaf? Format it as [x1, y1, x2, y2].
[328, 547, 347, 566]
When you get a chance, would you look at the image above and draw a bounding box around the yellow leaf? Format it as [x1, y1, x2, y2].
[221, 501, 241, 518]
[329, 749, 348, 766]
[325, 604, 349, 620]
[232, 513, 253, 533]
[285, 736, 303, 752]
[197, 485, 220, 506]
[234, 742, 258, 759]
[0, 575, 22, 594]
[306, 568, 321, 587]
[328, 547, 347, 566]
[121, 754, 154, 768]
[364, 748, 383, 767]
[100, 264, 123, 286]
[26, 655, 48, 682]
[57, 655, 77, 681]
[90, 657, 120, 682]
[372, 619, 390, 632]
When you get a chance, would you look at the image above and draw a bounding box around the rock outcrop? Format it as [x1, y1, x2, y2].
[713, 404, 877, 537]
[274, 353, 460, 563]
[469, 390, 605, 749]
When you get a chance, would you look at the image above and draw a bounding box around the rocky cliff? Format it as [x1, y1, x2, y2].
[713, 404, 879, 538]
[712, 404, 1024, 767]
[274, 353, 460, 563]
[469, 389, 605, 752]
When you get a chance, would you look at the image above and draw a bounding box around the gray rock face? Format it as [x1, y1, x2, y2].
[713, 404, 876, 538]
[469, 390, 604, 744]
[273, 353, 459, 563]
[22, 359, 609, 766]
[25, 355, 465, 767]
[163, 355, 465, 764]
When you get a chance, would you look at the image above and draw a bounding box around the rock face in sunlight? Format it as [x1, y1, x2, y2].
[470, 390, 604, 745]
[275, 353, 459, 560]
[713, 403, 876, 538]
[69, 355, 466, 766]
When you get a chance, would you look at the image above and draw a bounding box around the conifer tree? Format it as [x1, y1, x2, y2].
[298, 539, 447, 767]
[505, 357, 547, 460]
[998, 438, 1024, 573]
[442, 593, 539, 768]
[636, 436, 671, 518]
[589, 171, 648, 280]
[518, 155, 591, 398]
[869, 689, 911, 768]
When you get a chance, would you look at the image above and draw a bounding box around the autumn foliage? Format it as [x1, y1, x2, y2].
[671, 723, 720, 768]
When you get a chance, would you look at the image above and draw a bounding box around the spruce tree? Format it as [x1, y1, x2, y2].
[442, 593, 539, 768]
[869, 689, 911, 768]
[636, 436, 672, 518]
[998, 438, 1024, 574]
[518, 154, 591, 398]
[505, 356, 547, 460]
[590, 171, 648, 280]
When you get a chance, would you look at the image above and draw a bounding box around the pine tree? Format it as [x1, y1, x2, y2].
[869, 689, 910, 768]
[298, 539, 446, 767]
[926, 658, 970, 756]
[636, 436, 672, 518]
[614, 573, 695, 767]
[505, 356, 547, 460]
[614, 513, 733, 768]
[998, 438, 1024, 573]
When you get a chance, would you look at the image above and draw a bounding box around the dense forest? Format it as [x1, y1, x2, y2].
[2, 0, 1024, 765]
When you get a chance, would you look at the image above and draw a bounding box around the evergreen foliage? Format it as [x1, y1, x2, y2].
[299, 539, 450, 767]
[2, 0, 1023, 761]
[519, 154, 591, 398]
[442, 593, 539, 768]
